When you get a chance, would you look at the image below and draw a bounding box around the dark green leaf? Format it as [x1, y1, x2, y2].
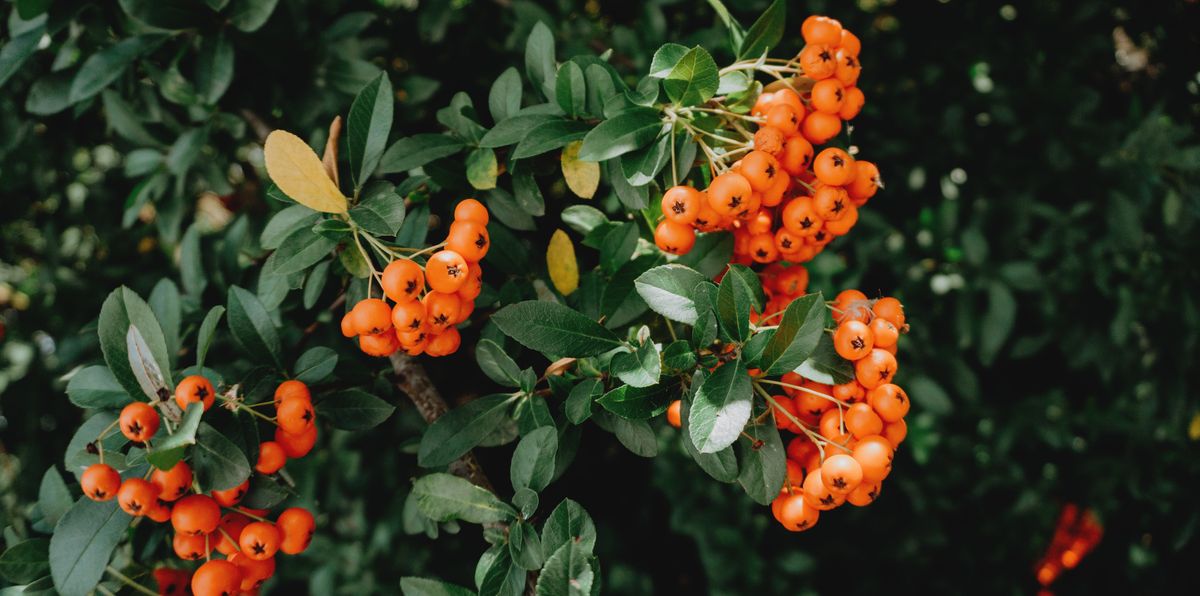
[377, 134, 465, 174]
[418, 394, 513, 468]
[488, 67, 523, 123]
[738, 0, 786, 60]
[348, 72, 394, 187]
[536, 541, 594, 596]
[349, 181, 406, 236]
[676, 232, 733, 279]
[509, 520, 545, 571]
[476, 340, 522, 387]
[228, 0, 280, 32]
[195, 305, 224, 370]
[480, 114, 560, 148]
[737, 421, 786, 505]
[319, 389, 395, 431]
[117, 0, 213, 30]
[69, 35, 164, 104]
[226, 286, 283, 369]
[663, 46, 719, 106]
[577, 107, 662, 162]
[65, 366, 131, 409]
[484, 187, 536, 231]
[541, 499, 596, 556]
[797, 334, 856, 385]
[609, 340, 662, 389]
[0, 539, 49, 584]
[565, 378, 601, 425]
[49, 498, 130, 596]
[634, 264, 707, 325]
[193, 423, 252, 491]
[760, 292, 825, 375]
[511, 119, 591, 159]
[492, 301, 623, 358]
[412, 473, 516, 524]
[146, 403, 203, 470]
[510, 426, 558, 492]
[555, 61, 586, 117]
[525, 22, 557, 101]
[680, 390, 738, 482]
[400, 577, 475, 596]
[294, 346, 338, 384]
[467, 147, 499, 190]
[689, 357, 751, 453]
[648, 43, 689, 78]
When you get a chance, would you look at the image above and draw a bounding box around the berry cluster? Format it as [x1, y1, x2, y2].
[654, 15, 881, 265]
[341, 198, 490, 358]
[79, 377, 319, 595]
[1035, 504, 1103, 588]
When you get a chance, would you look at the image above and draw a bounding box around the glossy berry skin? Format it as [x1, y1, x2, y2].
[661, 185, 703, 224]
[453, 198, 489, 225]
[666, 400, 682, 428]
[359, 330, 400, 357]
[813, 148, 856, 186]
[275, 425, 317, 458]
[845, 402, 884, 439]
[151, 461, 193, 502]
[276, 394, 315, 435]
[212, 478, 249, 507]
[350, 298, 392, 336]
[654, 220, 696, 255]
[277, 507, 316, 555]
[820, 453, 864, 495]
[238, 521, 281, 561]
[425, 327, 462, 357]
[381, 259, 424, 303]
[834, 320, 875, 361]
[273, 380, 310, 407]
[425, 250, 470, 294]
[191, 559, 242, 596]
[846, 481, 882, 506]
[81, 463, 122, 501]
[231, 552, 276, 591]
[119, 401, 160, 442]
[446, 220, 490, 262]
[855, 349, 898, 389]
[852, 435, 894, 483]
[868, 383, 910, 422]
[171, 494, 221, 536]
[172, 531, 211, 561]
[255, 441, 287, 475]
[117, 478, 160, 516]
[773, 491, 820, 531]
[175, 375, 215, 412]
[391, 297, 426, 335]
[215, 512, 251, 556]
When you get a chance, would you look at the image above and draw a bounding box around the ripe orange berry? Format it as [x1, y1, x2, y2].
[868, 383, 910, 423]
[654, 220, 696, 255]
[457, 261, 483, 303]
[273, 380, 310, 407]
[230, 552, 275, 591]
[175, 375, 215, 412]
[882, 418, 907, 448]
[869, 317, 899, 348]
[823, 202, 858, 235]
[774, 491, 820, 531]
[770, 395, 800, 432]
[454, 197, 489, 225]
[212, 478, 249, 507]
[769, 228, 798, 257]
[813, 148, 856, 186]
[746, 210, 773, 235]
[423, 291, 461, 332]
[795, 389, 834, 420]
[812, 185, 850, 222]
[818, 408, 842, 440]
[762, 170, 790, 207]
[839, 29, 862, 55]
[855, 348, 897, 389]
[425, 327, 462, 357]
[707, 171, 753, 216]
[784, 459, 806, 488]
[277, 507, 316, 555]
[661, 186, 703, 224]
[82, 463, 122, 502]
[239, 521, 281, 560]
[339, 312, 356, 337]
[820, 453, 863, 495]
[390, 299, 426, 335]
[781, 196, 823, 238]
[833, 289, 870, 323]
[147, 499, 172, 522]
[446, 220, 490, 262]
[872, 296, 906, 327]
[835, 49, 862, 87]
[786, 435, 818, 463]
[747, 234, 779, 264]
[666, 400, 682, 428]
[215, 512, 251, 555]
[839, 86, 865, 120]
[844, 402, 884, 439]
[802, 466, 843, 510]
[799, 44, 837, 80]
[801, 111, 842, 144]
[118, 478, 160, 516]
[255, 441, 287, 475]
[152, 461, 193, 502]
[802, 15, 843, 46]
[359, 329, 400, 357]
[775, 266, 808, 296]
[753, 126, 786, 155]
[846, 480, 881, 506]
[832, 381, 867, 405]
[120, 402, 160, 442]
[191, 559, 242, 596]
[741, 151, 783, 193]
[276, 394, 315, 435]
[275, 424, 317, 458]
[834, 319, 875, 360]
[173, 531, 211, 560]
[152, 568, 191, 595]
[764, 104, 802, 136]
[171, 494, 221, 536]
[351, 298, 392, 336]
[810, 79, 845, 114]
[426, 250, 469, 293]
[852, 434, 895, 483]
[846, 159, 880, 203]
[381, 259, 424, 303]
[778, 137, 813, 177]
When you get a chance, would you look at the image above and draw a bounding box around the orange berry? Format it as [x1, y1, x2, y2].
[276, 394, 315, 435]
[774, 491, 820, 531]
[425, 327, 462, 357]
[832, 381, 867, 405]
[120, 402, 160, 442]
[191, 559, 242, 596]
[882, 418, 907, 448]
[212, 478, 249, 507]
[339, 312, 356, 337]
[779, 136, 814, 176]
[852, 435, 894, 482]
[823, 202, 858, 235]
[446, 220, 490, 262]
[152, 568, 191, 595]
[457, 261, 483, 303]
[275, 424, 317, 458]
[747, 234, 779, 264]
[175, 375, 215, 412]
[230, 552, 276, 591]
[813, 148, 856, 186]
[820, 453, 863, 495]
[146, 499, 172, 523]
[786, 435, 818, 463]
[666, 400, 682, 428]
[795, 388, 834, 420]
[256, 441, 287, 475]
[692, 200, 723, 231]
[173, 532, 211, 560]
[818, 408, 842, 440]
[454, 198, 489, 225]
[844, 402, 884, 439]
[802, 15, 843, 46]
[391, 299, 426, 335]
[775, 265, 808, 296]
[833, 289, 871, 323]
[740, 151, 783, 193]
[846, 159, 881, 202]
[801, 111, 842, 144]
[423, 291, 461, 332]
[277, 507, 316, 555]
[215, 512, 251, 555]
[799, 44, 837, 80]
[425, 250, 469, 294]
[867, 383, 910, 423]
[834, 320, 875, 360]
[753, 126, 786, 155]
[654, 220, 696, 255]
[812, 185, 850, 222]
[761, 169, 790, 207]
[661, 185, 703, 224]
[707, 171, 753, 216]
[835, 49, 862, 87]
[381, 259, 424, 303]
[118, 478, 160, 516]
[846, 481, 881, 506]
[171, 494, 221, 536]
[869, 317, 899, 348]
[351, 298, 392, 335]
[82, 463, 121, 501]
[359, 329, 400, 357]
[764, 104, 802, 136]
[802, 466, 843, 510]
[273, 380, 310, 407]
[855, 348, 897, 389]
[839, 29, 862, 55]
[770, 395, 800, 432]
[781, 196, 824, 238]
[872, 296, 906, 327]
[839, 86, 865, 120]
[810, 79, 845, 114]
[238, 521, 281, 561]
[151, 461, 193, 502]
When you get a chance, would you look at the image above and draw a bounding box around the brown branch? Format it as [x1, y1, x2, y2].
[240, 109, 272, 144]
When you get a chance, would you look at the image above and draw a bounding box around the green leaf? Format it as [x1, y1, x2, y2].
[510, 520, 546, 571]
[662, 341, 698, 372]
[577, 107, 662, 162]
[510, 426, 558, 493]
[193, 423, 252, 492]
[69, 35, 164, 104]
[492, 301, 623, 358]
[64, 413, 128, 478]
[620, 130, 671, 186]
[97, 287, 173, 401]
[676, 232, 734, 279]
[319, 389, 395, 431]
[228, 0, 280, 32]
[488, 67, 523, 123]
[759, 292, 825, 375]
[65, 366, 131, 409]
[480, 114, 560, 148]
[705, 0, 746, 50]
[349, 181, 406, 236]
[240, 474, 291, 510]
[536, 541, 594, 596]
[606, 158, 648, 210]
[479, 549, 525, 596]
[484, 188, 536, 231]
[513, 170, 546, 217]
[634, 264, 708, 325]
[149, 279, 181, 368]
[715, 264, 762, 341]
[738, 0, 786, 60]
[679, 391, 738, 482]
[418, 394, 513, 468]
[196, 31, 234, 104]
[609, 414, 657, 457]
[565, 378, 601, 425]
[512, 119, 591, 159]
[525, 22, 557, 101]
[377, 134, 465, 174]
[737, 421, 787, 505]
[691, 281, 719, 349]
[412, 473, 517, 524]
[476, 340, 522, 387]
[541, 499, 596, 555]
[294, 347, 338, 384]
[0, 22, 45, 90]
[272, 223, 337, 277]
[348, 72, 394, 187]
[146, 402, 203, 470]
[980, 281, 1017, 365]
[401, 577, 475, 596]
[195, 305, 224, 370]
[0, 539, 49, 584]
[561, 205, 608, 235]
[555, 61, 586, 117]
[689, 357, 751, 453]
[37, 467, 73, 530]
[49, 498, 130, 596]
[599, 222, 639, 275]
[609, 340, 662, 389]
[664, 46, 719, 106]
[226, 286, 283, 369]
[467, 148, 500, 190]
[797, 334, 855, 385]
[597, 379, 675, 419]
[648, 43, 689, 78]
[117, 0, 213, 29]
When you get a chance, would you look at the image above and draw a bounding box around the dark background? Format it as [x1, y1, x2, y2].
[2, 0, 1198, 594]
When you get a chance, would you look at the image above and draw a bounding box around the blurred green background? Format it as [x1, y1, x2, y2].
[2, 0, 1198, 594]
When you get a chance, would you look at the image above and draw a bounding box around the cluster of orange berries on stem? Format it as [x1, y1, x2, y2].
[341, 198, 490, 358]
[654, 14, 881, 266]
[80, 376, 319, 595]
[1035, 503, 1102, 589]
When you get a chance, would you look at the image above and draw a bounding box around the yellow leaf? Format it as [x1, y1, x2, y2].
[546, 229, 579, 296]
[561, 140, 600, 199]
[264, 129, 348, 214]
[1189, 412, 1200, 441]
